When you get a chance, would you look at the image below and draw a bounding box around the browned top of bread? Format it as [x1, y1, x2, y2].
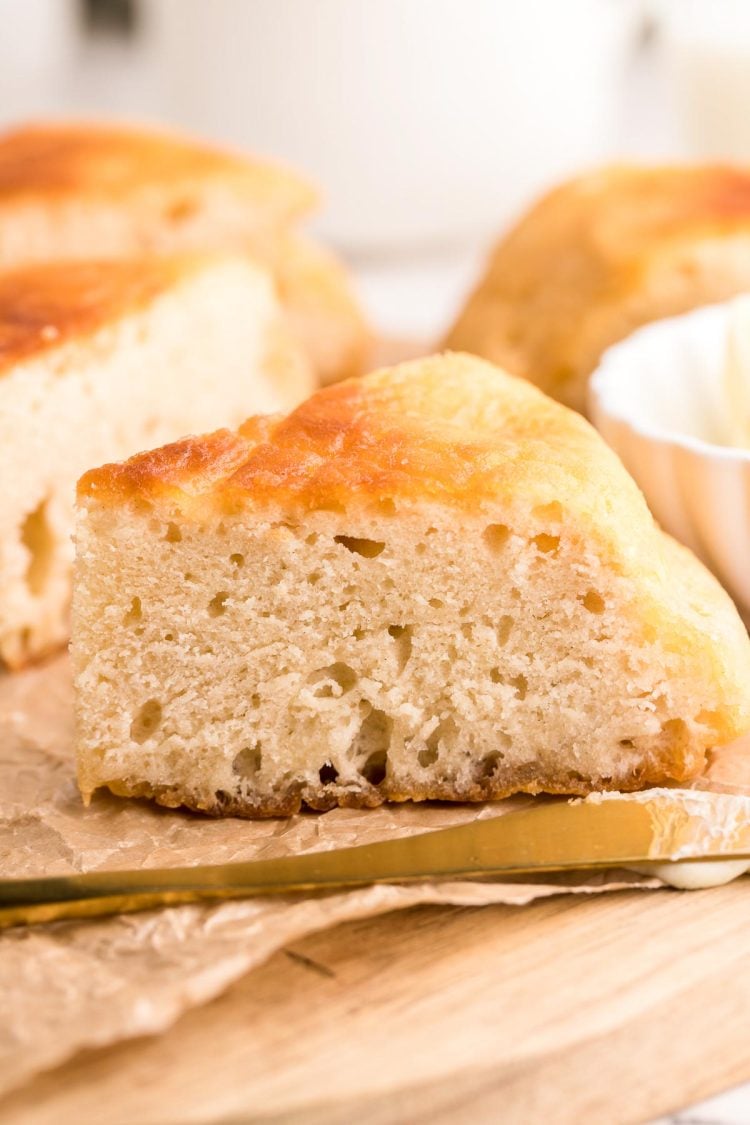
[70, 348, 719, 577]
[78, 352, 618, 515]
[0, 121, 316, 222]
[0, 254, 217, 372]
[445, 164, 750, 412]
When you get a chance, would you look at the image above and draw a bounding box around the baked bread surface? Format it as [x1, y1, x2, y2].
[1, 253, 312, 668]
[0, 120, 369, 384]
[0, 120, 314, 222]
[446, 165, 750, 412]
[73, 353, 750, 816]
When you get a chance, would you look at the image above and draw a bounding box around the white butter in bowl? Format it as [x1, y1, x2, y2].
[589, 298, 750, 619]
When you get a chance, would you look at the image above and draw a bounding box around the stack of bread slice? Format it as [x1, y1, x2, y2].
[0, 121, 369, 386]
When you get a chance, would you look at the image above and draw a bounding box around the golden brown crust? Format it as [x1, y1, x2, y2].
[0, 122, 368, 387]
[0, 120, 316, 222]
[0, 255, 212, 372]
[445, 164, 750, 411]
[77, 352, 610, 515]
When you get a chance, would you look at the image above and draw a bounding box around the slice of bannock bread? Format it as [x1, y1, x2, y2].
[0, 253, 313, 668]
[446, 164, 750, 413]
[0, 120, 370, 385]
[73, 353, 750, 817]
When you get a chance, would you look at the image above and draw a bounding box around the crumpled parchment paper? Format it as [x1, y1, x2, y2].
[0, 654, 741, 1099]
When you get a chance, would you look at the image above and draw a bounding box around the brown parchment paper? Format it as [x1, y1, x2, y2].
[0, 654, 733, 1098]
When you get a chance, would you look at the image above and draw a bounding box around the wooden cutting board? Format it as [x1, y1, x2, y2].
[3, 879, 750, 1124]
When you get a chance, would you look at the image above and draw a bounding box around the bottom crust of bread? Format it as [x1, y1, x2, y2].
[99, 754, 695, 819]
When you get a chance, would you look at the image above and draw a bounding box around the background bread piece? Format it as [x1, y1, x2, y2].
[446, 165, 750, 413]
[73, 353, 750, 817]
[0, 120, 370, 384]
[275, 234, 371, 385]
[0, 253, 313, 669]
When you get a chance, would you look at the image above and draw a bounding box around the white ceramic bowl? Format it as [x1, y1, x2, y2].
[589, 302, 750, 618]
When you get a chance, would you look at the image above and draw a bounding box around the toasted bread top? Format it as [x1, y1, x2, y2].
[0, 121, 316, 223]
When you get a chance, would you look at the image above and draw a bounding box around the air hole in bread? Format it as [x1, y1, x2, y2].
[497, 615, 514, 645]
[361, 750, 388, 785]
[165, 522, 182, 543]
[480, 751, 504, 778]
[208, 591, 229, 617]
[429, 598, 444, 609]
[377, 498, 397, 516]
[533, 533, 560, 555]
[581, 590, 605, 614]
[417, 744, 438, 768]
[567, 770, 586, 783]
[418, 716, 457, 767]
[307, 662, 357, 698]
[233, 744, 262, 777]
[229, 553, 245, 568]
[619, 738, 635, 749]
[489, 669, 527, 699]
[123, 596, 142, 626]
[415, 543, 427, 556]
[307, 571, 322, 586]
[483, 523, 511, 553]
[305, 533, 319, 546]
[510, 674, 528, 700]
[334, 535, 386, 558]
[130, 699, 163, 743]
[351, 707, 393, 785]
[388, 624, 413, 674]
[319, 761, 339, 785]
[21, 499, 54, 598]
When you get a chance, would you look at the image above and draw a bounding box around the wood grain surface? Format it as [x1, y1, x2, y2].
[4, 880, 750, 1124]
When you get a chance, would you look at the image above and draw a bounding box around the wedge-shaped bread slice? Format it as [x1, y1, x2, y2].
[1, 253, 312, 668]
[73, 353, 750, 816]
[446, 165, 750, 413]
[0, 120, 369, 384]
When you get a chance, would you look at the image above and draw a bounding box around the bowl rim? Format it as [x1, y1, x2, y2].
[588, 300, 750, 464]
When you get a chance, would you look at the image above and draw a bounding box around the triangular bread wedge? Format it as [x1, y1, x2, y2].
[0, 252, 312, 668]
[73, 353, 750, 816]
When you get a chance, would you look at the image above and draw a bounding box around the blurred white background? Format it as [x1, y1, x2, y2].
[0, 0, 748, 337]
